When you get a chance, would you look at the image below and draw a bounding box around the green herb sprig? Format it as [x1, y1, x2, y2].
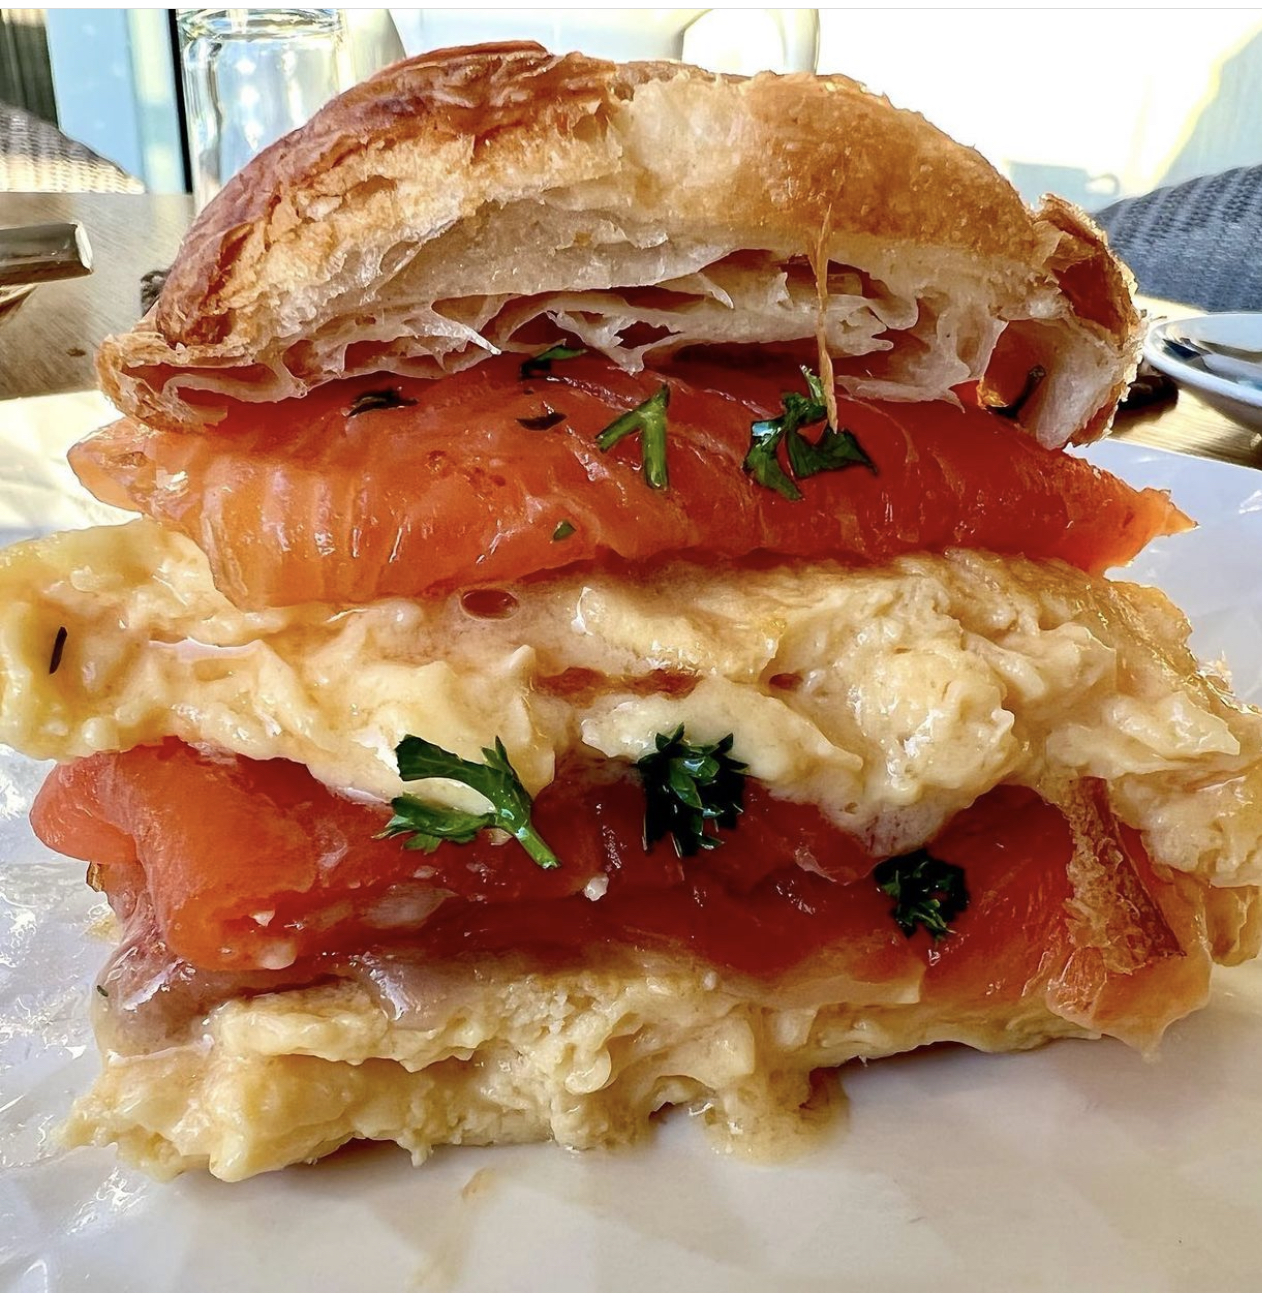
[637, 726, 747, 856]
[380, 735, 559, 869]
[744, 367, 875, 500]
[595, 385, 672, 490]
[873, 849, 969, 940]
[520, 344, 588, 380]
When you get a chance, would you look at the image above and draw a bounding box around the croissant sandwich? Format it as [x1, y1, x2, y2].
[3, 43, 1261, 1181]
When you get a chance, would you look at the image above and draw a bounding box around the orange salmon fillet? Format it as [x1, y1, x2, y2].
[70, 354, 1190, 610]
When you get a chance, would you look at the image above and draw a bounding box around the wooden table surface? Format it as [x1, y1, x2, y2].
[0, 192, 1257, 472]
[0, 191, 192, 398]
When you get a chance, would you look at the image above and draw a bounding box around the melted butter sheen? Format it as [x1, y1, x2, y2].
[3, 519, 1262, 879]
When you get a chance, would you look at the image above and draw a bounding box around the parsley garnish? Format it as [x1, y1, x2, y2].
[380, 735, 559, 869]
[745, 417, 802, 500]
[596, 384, 672, 490]
[48, 625, 67, 675]
[873, 849, 969, 940]
[988, 365, 1047, 420]
[552, 520, 576, 541]
[744, 367, 875, 500]
[520, 344, 587, 379]
[637, 726, 747, 856]
[517, 408, 566, 431]
[347, 388, 418, 417]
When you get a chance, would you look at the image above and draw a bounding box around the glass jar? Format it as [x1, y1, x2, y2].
[177, 8, 354, 210]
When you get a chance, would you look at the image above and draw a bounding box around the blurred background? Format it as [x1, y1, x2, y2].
[3, 7, 1262, 314]
[1, 7, 1261, 207]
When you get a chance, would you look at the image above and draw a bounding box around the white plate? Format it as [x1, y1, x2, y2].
[4, 402, 1262, 1290]
[1144, 312, 1262, 429]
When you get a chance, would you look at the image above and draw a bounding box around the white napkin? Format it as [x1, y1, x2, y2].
[0, 389, 130, 547]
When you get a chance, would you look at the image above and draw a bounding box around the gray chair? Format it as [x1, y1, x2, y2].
[0, 100, 143, 193]
[1094, 165, 1262, 312]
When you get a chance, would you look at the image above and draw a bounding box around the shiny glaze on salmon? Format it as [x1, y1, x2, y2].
[32, 740, 1190, 1017]
[70, 354, 1189, 610]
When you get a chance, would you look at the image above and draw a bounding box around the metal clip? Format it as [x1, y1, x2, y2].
[0, 223, 93, 288]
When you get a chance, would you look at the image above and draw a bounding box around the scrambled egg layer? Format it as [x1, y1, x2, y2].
[10, 522, 1260, 1181]
[62, 959, 1088, 1181]
[5, 519, 1262, 879]
[62, 857, 1262, 1184]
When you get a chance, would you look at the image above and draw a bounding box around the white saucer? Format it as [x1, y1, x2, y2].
[1144, 312, 1262, 430]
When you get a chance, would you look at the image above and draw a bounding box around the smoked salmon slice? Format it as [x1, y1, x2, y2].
[70, 354, 1189, 611]
[32, 739, 876, 974]
[32, 738, 1215, 1047]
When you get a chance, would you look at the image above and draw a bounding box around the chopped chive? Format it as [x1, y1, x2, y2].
[520, 344, 587, 380]
[517, 408, 566, 431]
[348, 388, 418, 417]
[48, 625, 67, 675]
[595, 385, 671, 490]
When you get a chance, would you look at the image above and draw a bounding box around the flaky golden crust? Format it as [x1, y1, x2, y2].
[153, 44, 669, 347]
[1038, 195, 1142, 440]
[98, 43, 1139, 447]
[154, 44, 1038, 343]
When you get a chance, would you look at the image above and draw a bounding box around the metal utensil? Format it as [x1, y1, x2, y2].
[0, 222, 93, 288]
[1163, 328, 1262, 387]
[1164, 328, 1262, 365]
